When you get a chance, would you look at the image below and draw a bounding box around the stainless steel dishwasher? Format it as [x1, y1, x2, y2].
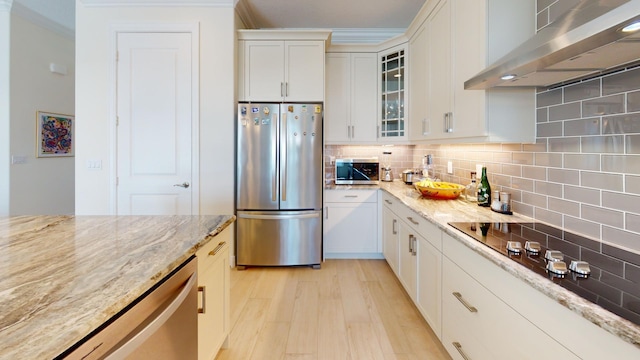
[61, 257, 198, 360]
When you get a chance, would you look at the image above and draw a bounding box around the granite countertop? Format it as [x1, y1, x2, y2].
[378, 180, 640, 348]
[0, 215, 235, 360]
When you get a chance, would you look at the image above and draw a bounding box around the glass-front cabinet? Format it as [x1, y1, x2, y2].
[379, 45, 406, 140]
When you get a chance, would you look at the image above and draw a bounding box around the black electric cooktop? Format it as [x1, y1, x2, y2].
[448, 222, 640, 327]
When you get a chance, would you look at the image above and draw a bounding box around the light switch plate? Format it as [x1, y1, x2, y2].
[11, 155, 27, 164]
[447, 161, 453, 174]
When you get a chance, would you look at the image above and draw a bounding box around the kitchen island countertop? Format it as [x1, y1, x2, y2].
[379, 180, 640, 348]
[0, 215, 235, 360]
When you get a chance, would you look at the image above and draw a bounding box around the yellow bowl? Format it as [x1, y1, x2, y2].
[414, 181, 465, 200]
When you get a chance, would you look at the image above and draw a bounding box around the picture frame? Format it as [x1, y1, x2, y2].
[36, 111, 75, 157]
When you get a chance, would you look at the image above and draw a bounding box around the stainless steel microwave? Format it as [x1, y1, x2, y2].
[335, 158, 380, 185]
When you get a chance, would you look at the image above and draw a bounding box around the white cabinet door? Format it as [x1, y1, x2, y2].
[197, 230, 231, 360]
[285, 41, 324, 102]
[243, 41, 285, 102]
[408, 22, 428, 141]
[425, 0, 451, 139]
[324, 53, 377, 144]
[324, 190, 379, 257]
[397, 221, 417, 301]
[324, 202, 378, 255]
[417, 235, 442, 339]
[382, 204, 399, 275]
[350, 53, 378, 142]
[325, 53, 351, 143]
[242, 40, 324, 102]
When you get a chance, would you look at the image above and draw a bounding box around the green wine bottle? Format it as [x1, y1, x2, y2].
[477, 167, 491, 207]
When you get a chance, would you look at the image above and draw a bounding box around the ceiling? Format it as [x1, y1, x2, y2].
[12, 0, 426, 43]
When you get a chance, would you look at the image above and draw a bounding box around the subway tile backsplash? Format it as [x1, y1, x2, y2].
[325, 64, 640, 254]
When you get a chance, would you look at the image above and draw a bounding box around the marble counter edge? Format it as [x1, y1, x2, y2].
[379, 184, 640, 349]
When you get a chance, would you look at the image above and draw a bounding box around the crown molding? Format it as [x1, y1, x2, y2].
[80, 0, 233, 6]
[0, 0, 12, 12]
[330, 28, 405, 44]
[11, 2, 74, 39]
[234, 0, 256, 29]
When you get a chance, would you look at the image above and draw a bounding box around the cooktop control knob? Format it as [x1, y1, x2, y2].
[524, 241, 541, 255]
[506, 241, 523, 254]
[546, 260, 568, 275]
[545, 250, 564, 262]
[569, 260, 591, 276]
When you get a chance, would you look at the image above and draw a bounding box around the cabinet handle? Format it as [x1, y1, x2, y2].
[452, 292, 478, 313]
[446, 112, 454, 133]
[409, 234, 415, 253]
[209, 241, 227, 256]
[407, 216, 419, 225]
[452, 342, 472, 360]
[347, 125, 351, 139]
[285, 82, 289, 97]
[392, 219, 397, 235]
[280, 82, 284, 97]
[351, 125, 355, 139]
[377, 125, 380, 138]
[385, 199, 392, 205]
[198, 286, 206, 314]
[412, 236, 417, 256]
[325, 206, 329, 219]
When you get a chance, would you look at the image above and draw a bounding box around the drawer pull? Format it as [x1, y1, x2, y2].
[385, 199, 392, 205]
[452, 342, 471, 360]
[407, 216, 419, 225]
[198, 286, 206, 314]
[452, 292, 478, 313]
[344, 195, 358, 198]
[208, 241, 226, 256]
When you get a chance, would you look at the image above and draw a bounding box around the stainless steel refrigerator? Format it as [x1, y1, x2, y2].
[236, 103, 323, 269]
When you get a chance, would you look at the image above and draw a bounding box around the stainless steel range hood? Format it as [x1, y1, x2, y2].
[465, 0, 640, 90]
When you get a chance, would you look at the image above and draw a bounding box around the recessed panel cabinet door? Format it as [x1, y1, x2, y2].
[285, 41, 324, 102]
[243, 41, 285, 102]
[116, 32, 194, 215]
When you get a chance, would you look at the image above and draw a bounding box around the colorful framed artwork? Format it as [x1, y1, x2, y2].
[36, 111, 74, 157]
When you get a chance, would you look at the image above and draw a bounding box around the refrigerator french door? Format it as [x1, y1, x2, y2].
[236, 103, 323, 268]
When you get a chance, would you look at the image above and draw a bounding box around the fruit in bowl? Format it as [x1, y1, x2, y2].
[414, 180, 465, 199]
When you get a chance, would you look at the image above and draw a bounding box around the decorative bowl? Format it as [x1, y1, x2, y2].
[414, 181, 465, 200]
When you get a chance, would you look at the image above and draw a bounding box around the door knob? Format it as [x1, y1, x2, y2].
[173, 182, 190, 188]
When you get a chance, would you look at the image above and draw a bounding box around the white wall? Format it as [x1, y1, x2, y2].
[9, 13, 75, 215]
[75, 2, 236, 216]
[0, 3, 10, 216]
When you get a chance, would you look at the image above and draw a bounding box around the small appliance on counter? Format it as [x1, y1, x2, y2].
[401, 169, 418, 184]
[335, 158, 379, 184]
[381, 151, 393, 182]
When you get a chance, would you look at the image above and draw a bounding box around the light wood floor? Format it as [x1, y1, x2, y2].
[215, 259, 451, 360]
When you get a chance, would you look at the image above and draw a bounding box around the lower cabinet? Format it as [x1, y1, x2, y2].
[324, 189, 380, 258]
[196, 227, 231, 360]
[442, 255, 578, 360]
[417, 234, 442, 339]
[397, 221, 418, 301]
[382, 203, 399, 275]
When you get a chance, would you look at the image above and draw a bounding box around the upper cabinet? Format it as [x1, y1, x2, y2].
[325, 52, 378, 144]
[408, 0, 536, 143]
[379, 45, 407, 142]
[238, 30, 330, 102]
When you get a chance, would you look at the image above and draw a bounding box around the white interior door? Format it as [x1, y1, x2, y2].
[116, 32, 193, 215]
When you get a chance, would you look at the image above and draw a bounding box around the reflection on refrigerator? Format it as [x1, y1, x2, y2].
[236, 103, 323, 269]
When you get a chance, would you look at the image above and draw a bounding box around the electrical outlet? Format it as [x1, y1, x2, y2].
[447, 161, 453, 174]
[476, 164, 483, 176]
[329, 156, 336, 165]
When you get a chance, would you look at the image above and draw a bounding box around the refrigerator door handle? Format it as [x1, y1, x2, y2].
[238, 212, 320, 220]
[281, 112, 287, 201]
[272, 112, 278, 202]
